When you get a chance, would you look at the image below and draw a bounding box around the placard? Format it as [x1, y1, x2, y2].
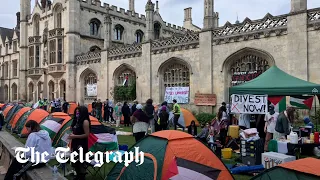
[194, 94, 217, 106]
[164, 87, 189, 104]
[231, 94, 268, 114]
[87, 84, 97, 97]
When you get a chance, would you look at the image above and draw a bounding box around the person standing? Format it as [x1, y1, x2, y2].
[95, 99, 103, 122]
[158, 106, 169, 131]
[122, 102, 131, 127]
[264, 105, 279, 151]
[172, 99, 184, 131]
[144, 99, 155, 133]
[62, 100, 69, 114]
[115, 102, 122, 127]
[131, 100, 138, 115]
[103, 99, 110, 123]
[43, 98, 48, 111]
[274, 107, 295, 140]
[239, 113, 251, 130]
[131, 104, 149, 142]
[92, 99, 97, 117]
[54, 99, 62, 112]
[68, 106, 90, 180]
[217, 106, 228, 147]
[50, 100, 55, 113]
[108, 99, 115, 123]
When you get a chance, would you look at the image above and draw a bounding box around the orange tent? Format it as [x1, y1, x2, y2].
[0, 104, 4, 109]
[3, 105, 13, 118]
[90, 115, 100, 125]
[20, 109, 49, 137]
[169, 108, 200, 127]
[252, 158, 320, 180]
[68, 103, 78, 115]
[88, 104, 92, 113]
[10, 107, 31, 129]
[108, 130, 234, 180]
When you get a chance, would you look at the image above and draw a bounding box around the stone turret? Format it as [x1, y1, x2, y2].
[129, 0, 135, 12]
[145, 0, 155, 41]
[104, 9, 112, 49]
[291, 0, 307, 12]
[203, 0, 218, 29]
[16, 12, 20, 31]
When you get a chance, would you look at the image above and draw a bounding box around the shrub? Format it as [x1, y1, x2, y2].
[196, 112, 216, 125]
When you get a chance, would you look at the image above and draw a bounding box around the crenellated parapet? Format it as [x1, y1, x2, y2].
[151, 32, 199, 54]
[107, 43, 142, 60]
[80, 0, 146, 25]
[212, 13, 288, 45]
[76, 52, 101, 66]
[307, 8, 320, 30]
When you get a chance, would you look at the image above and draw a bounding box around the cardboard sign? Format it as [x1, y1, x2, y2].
[194, 94, 217, 106]
[231, 94, 268, 114]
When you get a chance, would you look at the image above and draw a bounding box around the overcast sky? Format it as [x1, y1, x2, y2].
[1, 0, 320, 29]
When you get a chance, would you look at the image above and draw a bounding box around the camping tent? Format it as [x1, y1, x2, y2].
[5, 105, 23, 124]
[8, 107, 31, 130]
[229, 66, 320, 95]
[18, 109, 49, 137]
[168, 108, 200, 128]
[107, 130, 233, 180]
[251, 158, 320, 180]
[52, 115, 118, 152]
[3, 105, 13, 118]
[40, 112, 72, 140]
[68, 103, 78, 115]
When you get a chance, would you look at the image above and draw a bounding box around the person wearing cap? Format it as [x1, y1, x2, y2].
[131, 104, 149, 142]
[303, 116, 314, 132]
[264, 104, 279, 151]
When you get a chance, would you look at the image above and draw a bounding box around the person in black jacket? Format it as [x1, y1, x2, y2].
[131, 100, 138, 115]
[0, 108, 4, 131]
[144, 99, 155, 133]
[188, 120, 197, 136]
[104, 99, 110, 122]
[122, 102, 131, 127]
[158, 106, 169, 131]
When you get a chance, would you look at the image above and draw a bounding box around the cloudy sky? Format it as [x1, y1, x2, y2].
[1, 0, 320, 29]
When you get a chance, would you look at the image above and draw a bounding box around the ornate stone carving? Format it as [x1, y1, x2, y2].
[76, 52, 101, 65]
[314, 22, 320, 30]
[308, 10, 320, 22]
[49, 28, 64, 38]
[151, 33, 199, 53]
[253, 33, 260, 39]
[108, 43, 142, 60]
[224, 38, 230, 43]
[243, 35, 249, 41]
[275, 30, 282, 36]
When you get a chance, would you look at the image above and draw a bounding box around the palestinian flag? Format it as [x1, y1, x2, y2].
[88, 125, 118, 152]
[290, 96, 314, 109]
[164, 157, 221, 179]
[268, 96, 286, 113]
[41, 117, 64, 140]
[122, 76, 128, 86]
[52, 120, 73, 147]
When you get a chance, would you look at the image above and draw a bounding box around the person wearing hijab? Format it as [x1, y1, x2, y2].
[131, 104, 149, 142]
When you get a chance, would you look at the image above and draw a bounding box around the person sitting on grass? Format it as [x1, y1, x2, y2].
[188, 120, 197, 136]
[196, 123, 210, 144]
[4, 120, 52, 180]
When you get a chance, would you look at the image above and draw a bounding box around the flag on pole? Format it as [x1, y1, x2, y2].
[122, 76, 129, 86]
[289, 96, 314, 109]
[268, 96, 286, 113]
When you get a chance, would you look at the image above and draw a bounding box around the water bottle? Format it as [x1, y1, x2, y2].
[52, 165, 58, 180]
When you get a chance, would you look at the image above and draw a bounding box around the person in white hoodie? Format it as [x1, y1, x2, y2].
[5, 120, 52, 180]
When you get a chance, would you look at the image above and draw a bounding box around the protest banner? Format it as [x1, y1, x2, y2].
[164, 87, 189, 104]
[87, 84, 97, 97]
[231, 94, 268, 114]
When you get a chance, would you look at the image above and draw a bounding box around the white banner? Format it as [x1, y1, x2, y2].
[231, 94, 268, 114]
[164, 87, 189, 104]
[87, 84, 97, 97]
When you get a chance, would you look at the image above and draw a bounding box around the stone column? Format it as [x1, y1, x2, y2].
[99, 51, 109, 100]
[104, 14, 112, 49]
[129, 0, 135, 12]
[33, 82, 36, 102]
[54, 78, 59, 99]
[65, 0, 81, 102]
[138, 42, 152, 102]
[18, 0, 31, 102]
[287, 0, 308, 80]
[199, 31, 214, 113]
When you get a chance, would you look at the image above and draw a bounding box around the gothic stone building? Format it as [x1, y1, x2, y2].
[1, 0, 320, 112]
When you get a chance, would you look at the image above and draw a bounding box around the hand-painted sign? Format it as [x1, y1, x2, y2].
[231, 94, 268, 114]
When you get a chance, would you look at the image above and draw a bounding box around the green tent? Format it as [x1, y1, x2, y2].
[251, 158, 320, 180]
[229, 66, 320, 95]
